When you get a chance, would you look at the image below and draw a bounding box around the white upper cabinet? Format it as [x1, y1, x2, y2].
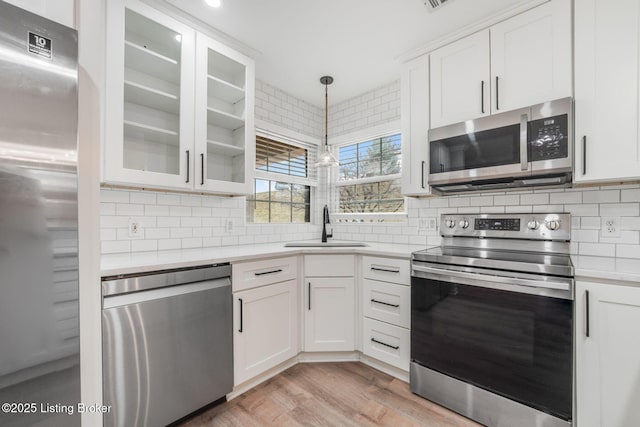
[430, 30, 490, 128]
[401, 55, 431, 196]
[574, 0, 640, 183]
[104, 0, 255, 194]
[490, 0, 572, 114]
[105, 0, 195, 190]
[429, 0, 572, 128]
[195, 33, 254, 195]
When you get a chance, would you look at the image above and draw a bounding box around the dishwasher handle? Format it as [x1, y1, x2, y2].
[102, 264, 231, 297]
[103, 277, 230, 309]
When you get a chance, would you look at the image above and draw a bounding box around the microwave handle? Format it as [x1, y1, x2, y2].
[520, 113, 529, 171]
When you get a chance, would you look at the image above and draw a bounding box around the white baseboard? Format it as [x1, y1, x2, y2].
[297, 351, 360, 363]
[359, 354, 409, 383]
[227, 356, 298, 401]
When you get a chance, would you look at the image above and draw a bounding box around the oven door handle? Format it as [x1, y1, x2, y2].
[412, 265, 572, 297]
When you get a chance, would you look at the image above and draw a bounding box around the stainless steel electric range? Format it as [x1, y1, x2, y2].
[410, 213, 574, 427]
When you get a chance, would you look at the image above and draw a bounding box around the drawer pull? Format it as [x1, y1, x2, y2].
[238, 298, 243, 333]
[371, 267, 400, 274]
[371, 299, 400, 308]
[254, 269, 283, 276]
[371, 338, 399, 350]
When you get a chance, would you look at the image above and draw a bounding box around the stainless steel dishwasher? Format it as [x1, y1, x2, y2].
[102, 264, 233, 427]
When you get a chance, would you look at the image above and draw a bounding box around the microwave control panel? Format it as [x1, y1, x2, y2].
[529, 114, 568, 161]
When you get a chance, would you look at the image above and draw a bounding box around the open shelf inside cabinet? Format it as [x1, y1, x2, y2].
[206, 107, 244, 130]
[123, 136, 180, 175]
[207, 49, 246, 89]
[205, 125, 246, 183]
[124, 41, 179, 84]
[207, 75, 244, 104]
[124, 68, 179, 114]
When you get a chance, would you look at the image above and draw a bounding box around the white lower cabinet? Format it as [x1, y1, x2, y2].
[304, 255, 355, 352]
[361, 256, 410, 372]
[304, 277, 355, 352]
[233, 279, 298, 386]
[362, 318, 410, 371]
[576, 281, 640, 427]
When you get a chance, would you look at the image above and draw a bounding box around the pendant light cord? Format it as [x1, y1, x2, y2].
[324, 82, 328, 147]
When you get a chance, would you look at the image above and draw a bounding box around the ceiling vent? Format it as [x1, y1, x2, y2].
[422, 0, 453, 12]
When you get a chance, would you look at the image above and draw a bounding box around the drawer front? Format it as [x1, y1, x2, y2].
[363, 279, 410, 328]
[362, 317, 410, 371]
[232, 256, 298, 292]
[362, 256, 410, 285]
[304, 254, 355, 277]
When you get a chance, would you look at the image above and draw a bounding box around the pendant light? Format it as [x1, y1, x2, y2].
[315, 75, 339, 168]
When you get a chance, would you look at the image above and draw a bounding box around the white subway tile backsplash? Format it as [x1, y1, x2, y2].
[132, 240, 158, 252]
[582, 190, 620, 204]
[145, 205, 170, 216]
[100, 203, 116, 215]
[621, 189, 640, 202]
[579, 243, 616, 257]
[157, 216, 180, 228]
[101, 189, 129, 203]
[102, 240, 131, 254]
[181, 238, 203, 249]
[181, 217, 202, 227]
[600, 203, 639, 217]
[116, 203, 144, 216]
[580, 217, 601, 229]
[158, 239, 181, 250]
[494, 195, 520, 205]
[549, 191, 582, 205]
[565, 204, 599, 217]
[157, 194, 180, 205]
[171, 228, 192, 239]
[130, 192, 157, 205]
[519, 193, 549, 205]
[621, 217, 640, 230]
[616, 244, 640, 259]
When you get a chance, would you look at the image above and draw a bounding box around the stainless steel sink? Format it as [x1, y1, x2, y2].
[283, 241, 368, 247]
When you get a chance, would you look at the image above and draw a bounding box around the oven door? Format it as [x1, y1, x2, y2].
[428, 107, 530, 185]
[411, 263, 573, 421]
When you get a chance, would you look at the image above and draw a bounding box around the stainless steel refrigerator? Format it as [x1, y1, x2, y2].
[0, 1, 80, 426]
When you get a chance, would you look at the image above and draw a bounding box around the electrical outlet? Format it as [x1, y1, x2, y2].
[128, 218, 142, 238]
[226, 218, 235, 233]
[601, 217, 621, 237]
[418, 218, 437, 231]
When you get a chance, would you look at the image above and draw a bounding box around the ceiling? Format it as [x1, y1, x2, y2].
[164, 0, 531, 107]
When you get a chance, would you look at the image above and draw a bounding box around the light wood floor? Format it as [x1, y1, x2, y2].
[178, 362, 482, 426]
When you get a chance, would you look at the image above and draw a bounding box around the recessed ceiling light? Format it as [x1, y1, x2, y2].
[205, 0, 222, 7]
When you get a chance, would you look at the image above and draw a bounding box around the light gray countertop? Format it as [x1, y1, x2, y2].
[101, 241, 640, 285]
[571, 255, 640, 285]
[101, 241, 426, 277]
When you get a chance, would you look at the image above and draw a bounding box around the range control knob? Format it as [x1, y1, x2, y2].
[527, 220, 539, 230]
[445, 219, 456, 229]
[546, 220, 561, 231]
[458, 219, 470, 229]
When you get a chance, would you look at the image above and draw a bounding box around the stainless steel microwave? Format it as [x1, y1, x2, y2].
[428, 97, 573, 193]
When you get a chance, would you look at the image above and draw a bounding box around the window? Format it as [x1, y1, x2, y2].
[335, 133, 403, 215]
[246, 135, 316, 223]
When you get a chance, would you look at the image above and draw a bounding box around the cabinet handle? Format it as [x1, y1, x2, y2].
[185, 150, 190, 183]
[371, 299, 400, 308]
[495, 76, 500, 111]
[308, 282, 311, 310]
[254, 269, 283, 276]
[200, 153, 204, 185]
[371, 338, 399, 350]
[582, 136, 587, 176]
[481, 80, 485, 114]
[421, 161, 426, 189]
[238, 298, 243, 333]
[371, 266, 400, 274]
[585, 290, 590, 338]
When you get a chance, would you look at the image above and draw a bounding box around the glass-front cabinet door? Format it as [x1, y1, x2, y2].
[104, 0, 195, 189]
[194, 33, 254, 195]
